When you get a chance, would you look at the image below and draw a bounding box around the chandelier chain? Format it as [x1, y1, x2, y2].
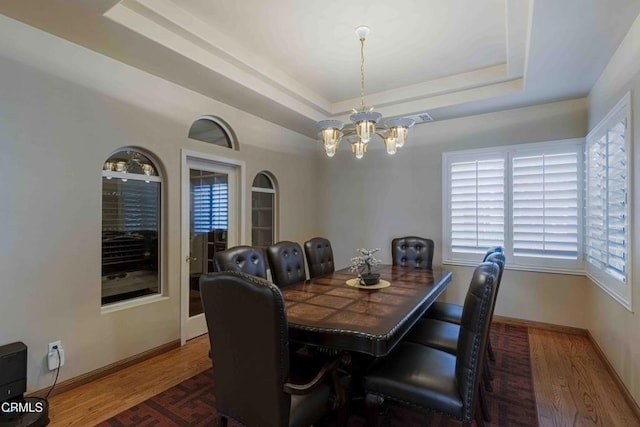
[360, 36, 365, 111]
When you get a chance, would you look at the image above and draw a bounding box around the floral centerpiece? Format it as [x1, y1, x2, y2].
[350, 248, 382, 286]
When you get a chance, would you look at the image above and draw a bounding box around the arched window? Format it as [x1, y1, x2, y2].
[101, 149, 162, 305]
[251, 172, 277, 248]
[188, 115, 238, 149]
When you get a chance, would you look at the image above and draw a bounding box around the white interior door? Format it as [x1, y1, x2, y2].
[182, 154, 240, 342]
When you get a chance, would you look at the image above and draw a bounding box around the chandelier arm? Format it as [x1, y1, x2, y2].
[337, 128, 388, 138]
[341, 127, 356, 136]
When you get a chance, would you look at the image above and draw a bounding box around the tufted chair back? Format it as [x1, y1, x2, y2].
[267, 241, 307, 288]
[200, 272, 292, 426]
[455, 262, 499, 421]
[391, 236, 435, 269]
[303, 237, 335, 279]
[484, 251, 505, 287]
[484, 251, 506, 330]
[214, 245, 268, 279]
[482, 246, 503, 262]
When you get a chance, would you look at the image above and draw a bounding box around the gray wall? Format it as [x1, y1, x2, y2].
[318, 98, 589, 327]
[0, 16, 319, 392]
[587, 13, 640, 407]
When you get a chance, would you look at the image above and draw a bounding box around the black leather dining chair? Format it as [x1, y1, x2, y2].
[424, 246, 503, 323]
[213, 245, 268, 279]
[267, 241, 307, 288]
[304, 237, 335, 279]
[404, 252, 505, 354]
[363, 262, 500, 427]
[391, 236, 435, 269]
[423, 246, 504, 362]
[200, 272, 342, 427]
[403, 251, 506, 416]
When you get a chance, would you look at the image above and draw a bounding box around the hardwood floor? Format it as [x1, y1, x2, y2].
[45, 326, 639, 426]
[46, 335, 210, 426]
[529, 328, 639, 426]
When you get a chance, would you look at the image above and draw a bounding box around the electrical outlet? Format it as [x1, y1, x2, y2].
[48, 341, 62, 354]
[47, 340, 65, 370]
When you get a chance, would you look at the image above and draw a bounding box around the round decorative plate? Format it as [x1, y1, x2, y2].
[345, 278, 391, 290]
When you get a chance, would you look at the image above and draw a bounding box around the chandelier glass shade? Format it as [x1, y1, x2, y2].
[317, 26, 415, 159]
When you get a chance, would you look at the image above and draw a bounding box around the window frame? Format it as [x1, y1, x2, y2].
[251, 172, 277, 249]
[585, 92, 633, 311]
[188, 115, 238, 150]
[443, 139, 585, 274]
[100, 148, 164, 309]
[442, 150, 506, 264]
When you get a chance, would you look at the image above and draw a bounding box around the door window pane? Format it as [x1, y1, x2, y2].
[190, 169, 229, 317]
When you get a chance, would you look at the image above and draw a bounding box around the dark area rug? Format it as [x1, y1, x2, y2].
[100, 323, 538, 426]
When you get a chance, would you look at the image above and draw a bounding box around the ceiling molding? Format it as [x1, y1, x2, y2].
[330, 64, 511, 115]
[105, 0, 332, 119]
[105, 0, 531, 124]
[2, 0, 638, 141]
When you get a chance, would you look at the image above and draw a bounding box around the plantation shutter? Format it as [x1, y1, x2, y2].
[586, 118, 628, 283]
[450, 158, 505, 254]
[585, 136, 607, 269]
[512, 150, 579, 259]
[606, 120, 628, 281]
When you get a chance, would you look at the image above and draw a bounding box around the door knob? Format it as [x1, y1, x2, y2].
[186, 255, 198, 262]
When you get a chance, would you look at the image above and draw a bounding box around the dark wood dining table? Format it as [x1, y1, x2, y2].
[281, 265, 452, 357]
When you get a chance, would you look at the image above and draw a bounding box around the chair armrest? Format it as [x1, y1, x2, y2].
[283, 354, 349, 395]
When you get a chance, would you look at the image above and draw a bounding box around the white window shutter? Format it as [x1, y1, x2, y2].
[584, 92, 631, 310]
[585, 136, 607, 269]
[512, 151, 579, 259]
[586, 118, 628, 282]
[450, 158, 504, 254]
[605, 120, 628, 282]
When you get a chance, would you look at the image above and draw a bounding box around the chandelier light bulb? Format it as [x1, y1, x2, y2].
[394, 127, 408, 148]
[357, 120, 373, 144]
[352, 140, 366, 159]
[321, 127, 342, 149]
[325, 143, 338, 157]
[384, 136, 397, 155]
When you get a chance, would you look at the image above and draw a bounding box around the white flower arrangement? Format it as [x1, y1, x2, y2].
[349, 248, 382, 276]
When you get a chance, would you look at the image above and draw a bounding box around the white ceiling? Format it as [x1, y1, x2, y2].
[1, 0, 639, 139]
[176, 0, 508, 101]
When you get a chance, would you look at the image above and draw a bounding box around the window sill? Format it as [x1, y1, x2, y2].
[442, 259, 585, 276]
[586, 271, 633, 312]
[101, 294, 169, 314]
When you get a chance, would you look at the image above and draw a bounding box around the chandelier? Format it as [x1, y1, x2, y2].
[317, 26, 415, 159]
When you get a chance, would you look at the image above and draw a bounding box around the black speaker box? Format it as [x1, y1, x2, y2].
[0, 342, 27, 403]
